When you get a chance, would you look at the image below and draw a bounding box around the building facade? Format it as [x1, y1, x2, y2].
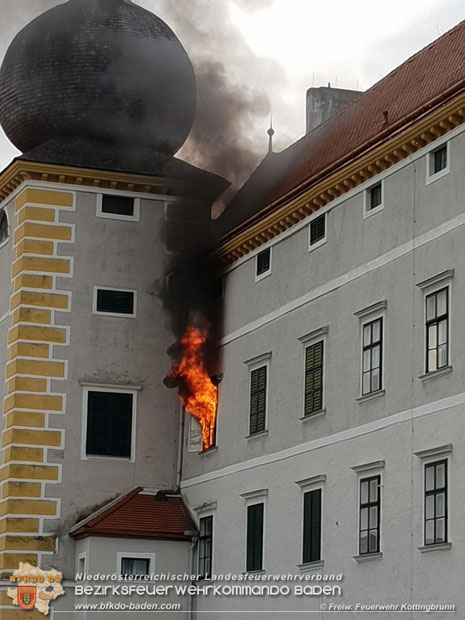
[0, 2, 463, 619]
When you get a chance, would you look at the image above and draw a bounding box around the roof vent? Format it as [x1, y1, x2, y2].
[154, 490, 169, 502]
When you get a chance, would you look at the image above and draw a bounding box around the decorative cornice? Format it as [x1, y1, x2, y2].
[0, 160, 188, 203]
[217, 92, 465, 266]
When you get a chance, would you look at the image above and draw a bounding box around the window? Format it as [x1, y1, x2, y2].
[359, 475, 380, 555]
[85, 390, 135, 459]
[425, 287, 448, 373]
[427, 142, 449, 184]
[424, 460, 447, 546]
[256, 248, 271, 279]
[304, 341, 323, 415]
[309, 213, 326, 248]
[121, 557, 150, 577]
[0, 210, 8, 244]
[302, 489, 322, 563]
[117, 552, 155, 577]
[97, 194, 140, 221]
[246, 503, 264, 571]
[249, 366, 267, 435]
[94, 287, 136, 317]
[198, 516, 213, 579]
[368, 183, 382, 210]
[361, 317, 383, 395]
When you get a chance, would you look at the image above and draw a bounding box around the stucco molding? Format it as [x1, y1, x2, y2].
[354, 300, 387, 319]
[295, 474, 326, 489]
[415, 268, 455, 290]
[414, 444, 452, 459]
[351, 460, 385, 473]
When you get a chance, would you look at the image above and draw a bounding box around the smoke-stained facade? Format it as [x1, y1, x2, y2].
[0, 2, 464, 619]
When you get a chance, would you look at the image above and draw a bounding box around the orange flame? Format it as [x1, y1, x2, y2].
[165, 326, 217, 451]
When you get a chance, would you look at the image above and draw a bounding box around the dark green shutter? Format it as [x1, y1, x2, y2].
[303, 489, 321, 563]
[247, 503, 264, 571]
[305, 341, 323, 415]
[86, 391, 133, 457]
[250, 366, 267, 434]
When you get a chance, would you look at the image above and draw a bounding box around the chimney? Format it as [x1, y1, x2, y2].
[306, 85, 362, 134]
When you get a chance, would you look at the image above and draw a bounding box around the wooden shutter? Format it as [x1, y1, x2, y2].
[310, 214, 325, 245]
[303, 489, 321, 563]
[247, 503, 264, 571]
[86, 391, 133, 458]
[250, 366, 267, 434]
[256, 249, 270, 276]
[305, 341, 323, 415]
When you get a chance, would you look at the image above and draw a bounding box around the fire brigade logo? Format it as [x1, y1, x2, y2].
[7, 563, 64, 615]
[18, 586, 37, 610]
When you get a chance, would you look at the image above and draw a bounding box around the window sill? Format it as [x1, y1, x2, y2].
[363, 204, 384, 219]
[241, 569, 266, 575]
[300, 409, 325, 422]
[353, 552, 383, 563]
[246, 430, 269, 440]
[308, 238, 327, 253]
[298, 560, 324, 572]
[418, 542, 451, 553]
[200, 447, 218, 457]
[418, 366, 452, 382]
[356, 390, 385, 404]
[426, 167, 449, 186]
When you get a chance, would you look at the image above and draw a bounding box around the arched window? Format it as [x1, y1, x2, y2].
[0, 211, 8, 243]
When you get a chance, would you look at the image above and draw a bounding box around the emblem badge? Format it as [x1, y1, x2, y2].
[18, 585, 37, 610]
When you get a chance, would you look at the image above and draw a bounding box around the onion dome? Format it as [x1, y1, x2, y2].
[0, 0, 196, 157]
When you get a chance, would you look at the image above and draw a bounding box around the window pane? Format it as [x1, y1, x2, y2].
[438, 320, 447, 345]
[437, 290, 447, 316]
[363, 350, 371, 372]
[425, 466, 435, 492]
[436, 518, 446, 543]
[428, 350, 437, 372]
[360, 508, 368, 530]
[362, 373, 371, 395]
[372, 320, 381, 343]
[438, 344, 447, 368]
[360, 531, 368, 554]
[369, 478, 378, 501]
[372, 345, 380, 369]
[369, 506, 378, 529]
[368, 530, 378, 553]
[371, 368, 380, 391]
[436, 493, 445, 518]
[425, 495, 434, 519]
[360, 481, 369, 504]
[426, 295, 436, 321]
[436, 463, 445, 488]
[428, 325, 437, 348]
[363, 325, 371, 346]
[425, 520, 434, 545]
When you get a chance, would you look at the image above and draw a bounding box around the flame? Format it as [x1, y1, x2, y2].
[165, 326, 217, 451]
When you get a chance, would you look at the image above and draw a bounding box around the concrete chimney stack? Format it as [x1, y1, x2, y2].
[306, 85, 362, 134]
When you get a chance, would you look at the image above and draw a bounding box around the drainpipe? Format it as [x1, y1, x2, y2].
[184, 531, 198, 620]
[175, 404, 185, 490]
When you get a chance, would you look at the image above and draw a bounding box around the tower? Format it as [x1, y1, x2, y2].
[0, 0, 226, 613]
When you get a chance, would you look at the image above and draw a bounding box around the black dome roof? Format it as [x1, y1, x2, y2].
[0, 0, 196, 156]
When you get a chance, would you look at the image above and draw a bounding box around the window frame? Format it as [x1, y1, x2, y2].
[245, 353, 271, 437]
[354, 302, 386, 399]
[116, 552, 156, 578]
[426, 141, 450, 185]
[241, 489, 267, 573]
[255, 247, 272, 282]
[308, 212, 327, 251]
[93, 285, 137, 318]
[358, 474, 381, 555]
[299, 326, 328, 419]
[295, 474, 325, 568]
[360, 316, 384, 396]
[363, 180, 384, 218]
[198, 514, 214, 580]
[424, 286, 449, 374]
[423, 459, 448, 547]
[0, 209, 9, 248]
[96, 194, 141, 221]
[81, 385, 138, 462]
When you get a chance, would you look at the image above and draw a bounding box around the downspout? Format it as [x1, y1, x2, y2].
[175, 404, 185, 490]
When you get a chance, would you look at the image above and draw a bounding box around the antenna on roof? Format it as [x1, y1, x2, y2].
[267, 116, 275, 154]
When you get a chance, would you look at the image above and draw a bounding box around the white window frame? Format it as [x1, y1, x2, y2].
[416, 270, 453, 378]
[244, 352, 271, 437]
[96, 194, 141, 222]
[298, 326, 328, 420]
[255, 247, 272, 282]
[354, 301, 386, 400]
[308, 212, 327, 251]
[76, 551, 88, 575]
[117, 552, 156, 578]
[241, 489, 268, 573]
[295, 474, 326, 569]
[426, 140, 450, 185]
[414, 444, 452, 551]
[93, 285, 137, 318]
[81, 385, 138, 462]
[195, 506, 216, 579]
[363, 179, 384, 219]
[351, 460, 384, 561]
[0, 208, 10, 249]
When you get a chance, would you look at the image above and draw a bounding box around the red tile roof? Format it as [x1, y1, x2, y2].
[70, 488, 196, 541]
[220, 20, 465, 237]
